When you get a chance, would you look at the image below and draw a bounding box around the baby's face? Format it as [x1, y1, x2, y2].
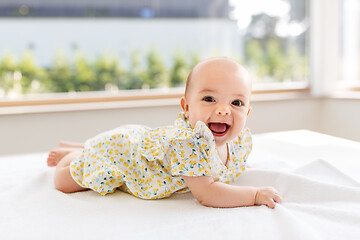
[181, 58, 251, 147]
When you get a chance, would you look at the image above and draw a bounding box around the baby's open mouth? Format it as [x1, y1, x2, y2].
[208, 123, 230, 136]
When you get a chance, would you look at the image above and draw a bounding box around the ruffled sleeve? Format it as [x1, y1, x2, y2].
[168, 120, 223, 179]
[231, 128, 252, 171]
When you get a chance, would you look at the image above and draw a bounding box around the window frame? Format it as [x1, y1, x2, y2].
[0, 0, 327, 109]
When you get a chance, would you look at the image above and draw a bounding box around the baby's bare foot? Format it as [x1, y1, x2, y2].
[58, 141, 84, 149]
[47, 148, 75, 167]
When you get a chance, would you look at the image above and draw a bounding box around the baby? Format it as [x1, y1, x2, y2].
[47, 57, 282, 208]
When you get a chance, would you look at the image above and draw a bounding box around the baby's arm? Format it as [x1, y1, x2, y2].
[183, 176, 282, 208]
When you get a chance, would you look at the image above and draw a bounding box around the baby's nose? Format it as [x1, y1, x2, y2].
[216, 104, 231, 116]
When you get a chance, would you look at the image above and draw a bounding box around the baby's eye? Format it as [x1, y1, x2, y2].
[203, 96, 215, 102]
[232, 100, 243, 107]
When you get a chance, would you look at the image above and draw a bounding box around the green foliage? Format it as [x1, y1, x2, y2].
[244, 38, 308, 83]
[0, 52, 17, 94]
[0, 50, 48, 96]
[72, 51, 96, 92]
[0, 40, 308, 98]
[17, 50, 47, 94]
[94, 53, 126, 91]
[169, 52, 189, 87]
[141, 49, 168, 88]
[245, 40, 268, 78]
[125, 51, 145, 90]
[47, 50, 73, 92]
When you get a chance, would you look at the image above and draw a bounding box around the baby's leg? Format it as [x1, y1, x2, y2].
[58, 141, 84, 149]
[47, 148, 82, 167]
[53, 150, 88, 193]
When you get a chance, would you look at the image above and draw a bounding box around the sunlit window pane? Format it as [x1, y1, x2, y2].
[339, 0, 360, 87]
[230, 0, 309, 90]
[0, 0, 310, 100]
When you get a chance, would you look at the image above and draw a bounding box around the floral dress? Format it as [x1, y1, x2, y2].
[70, 112, 252, 199]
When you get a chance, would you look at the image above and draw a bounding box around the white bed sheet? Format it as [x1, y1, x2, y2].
[1, 130, 360, 240]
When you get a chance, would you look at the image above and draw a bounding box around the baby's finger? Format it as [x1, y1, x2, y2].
[267, 199, 276, 209]
[272, 188, 280, 195]
[273, 194, 282, 204]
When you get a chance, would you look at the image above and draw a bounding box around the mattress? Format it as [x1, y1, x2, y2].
[1, 130, 360, 240]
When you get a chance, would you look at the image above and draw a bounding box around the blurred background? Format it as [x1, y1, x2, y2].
[0, 0, 310, 97]
[0, 0, 359, 155]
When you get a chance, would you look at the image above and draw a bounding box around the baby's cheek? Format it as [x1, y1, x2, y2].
[188, 115, 201, 129]
[232, 123, 245, 137]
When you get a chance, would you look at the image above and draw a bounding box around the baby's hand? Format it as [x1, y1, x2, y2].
[254, 187, 282, 209]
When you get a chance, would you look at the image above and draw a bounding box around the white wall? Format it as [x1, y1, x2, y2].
[0, 103, 181, 155]
[248, 98, 321, 134]
[2, 96, 359, 156]
[320, 98, 360, 141]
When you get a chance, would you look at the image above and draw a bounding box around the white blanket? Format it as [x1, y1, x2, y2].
[1, 153, 360, 240]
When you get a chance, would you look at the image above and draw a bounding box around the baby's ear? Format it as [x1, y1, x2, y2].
[247, 106, 252, 116]
[180, 97, 189, 117]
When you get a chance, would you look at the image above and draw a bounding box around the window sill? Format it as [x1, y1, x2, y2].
[328, 91, 360, 100]
[0, 88, 316, 116]
[0, 98, 182, 115]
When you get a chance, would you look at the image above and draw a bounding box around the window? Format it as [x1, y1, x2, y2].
[339, 0, 360, 89]
[230, 0, 309, 91]
[0, 0, 310, 103]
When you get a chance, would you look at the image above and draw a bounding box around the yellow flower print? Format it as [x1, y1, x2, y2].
[69, 113, 252, 200]
[164, 176, 172, 182]
[189, 160, 197, 165]
[179, 164, 185, 171]
[189, 153, 197, 159]
[187, 142, 195, 148]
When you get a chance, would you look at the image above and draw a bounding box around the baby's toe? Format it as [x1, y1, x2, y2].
[47, 152, 56, 166]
